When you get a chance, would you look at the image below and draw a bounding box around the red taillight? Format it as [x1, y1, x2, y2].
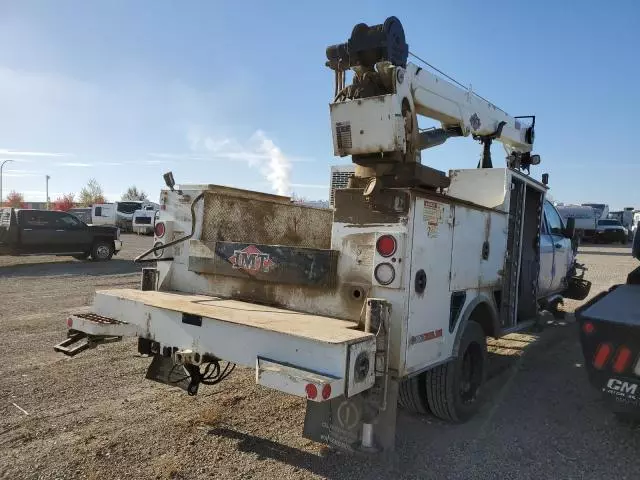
[67, 318, 73, 328]
[376, 235, 397, 257]
[154, 222, 166, 238]
[321, 384, 332, 400]
[305, 384, 318, 400]
[593, 343, 612, 369]
[582, 322, 595, 335]
[613, 346, 633, 374]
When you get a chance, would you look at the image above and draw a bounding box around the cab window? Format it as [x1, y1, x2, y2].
[544, 202, 565, 236]
[55, 213, 83, 227]
[23, 211, 57, 227]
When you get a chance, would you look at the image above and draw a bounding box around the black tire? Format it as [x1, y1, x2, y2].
[398, 373, 430, 415]
[425, 321, 487, 422]
[72, 252, 90, 261]
[548, 298, 565, 320]
[91, 241, 114, 261]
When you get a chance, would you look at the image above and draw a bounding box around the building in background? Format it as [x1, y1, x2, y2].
[329, 165, 355, 207]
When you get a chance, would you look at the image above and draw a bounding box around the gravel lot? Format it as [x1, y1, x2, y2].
[1, 236, 639, 479]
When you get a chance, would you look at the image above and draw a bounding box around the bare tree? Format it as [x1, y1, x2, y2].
[121, 186, 148, 201]
[78, 179, 106, 206]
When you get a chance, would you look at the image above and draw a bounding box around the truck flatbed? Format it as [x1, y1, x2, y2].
[93, 289, 370, 345]
[59, 288, 378, 405]
[578, 284, 640, 327]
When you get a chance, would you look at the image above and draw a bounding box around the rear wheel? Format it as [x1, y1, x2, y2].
[91, 241, 114, 261]
[399, 372, 430, 415]
[425, 321, 487, 422]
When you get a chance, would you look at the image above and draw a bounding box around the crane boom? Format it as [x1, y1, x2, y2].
[408, 62, 532, 152]
[326, 17, 538, 186]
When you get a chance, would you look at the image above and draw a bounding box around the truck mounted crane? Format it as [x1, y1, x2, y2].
[53, 17, 586, 454]
[326, 16, 539, 187]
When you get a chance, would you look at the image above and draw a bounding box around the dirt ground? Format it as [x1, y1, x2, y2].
[1, 236, 639, 480]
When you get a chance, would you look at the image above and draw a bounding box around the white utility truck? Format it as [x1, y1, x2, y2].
[54, 17, 588, 452]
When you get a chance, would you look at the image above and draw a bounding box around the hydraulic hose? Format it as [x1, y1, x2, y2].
[134, 192, 205, 263]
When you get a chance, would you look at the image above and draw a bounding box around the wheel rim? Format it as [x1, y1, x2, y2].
[96, 245, 110, 259]
[459, 342, 483, 405]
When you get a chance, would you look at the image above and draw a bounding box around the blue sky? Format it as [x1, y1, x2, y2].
[0, 1, 638, 208]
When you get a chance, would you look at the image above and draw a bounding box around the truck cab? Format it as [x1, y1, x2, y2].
[539, 200, 575, 298]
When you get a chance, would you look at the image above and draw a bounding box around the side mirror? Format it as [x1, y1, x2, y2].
[633, 228, 640, 260]
[564, 217, 575, 239]
[530, 154, 541, 165]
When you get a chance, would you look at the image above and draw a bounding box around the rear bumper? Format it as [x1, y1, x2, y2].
[58, 289, 377, 402]
[596, 230, 627, 242]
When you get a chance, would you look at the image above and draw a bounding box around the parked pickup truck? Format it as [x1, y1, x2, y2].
[0, 208, 122, 261]
[595, 219, 628, 244]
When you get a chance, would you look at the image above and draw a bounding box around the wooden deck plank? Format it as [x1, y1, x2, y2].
[97, 289, 371, 345]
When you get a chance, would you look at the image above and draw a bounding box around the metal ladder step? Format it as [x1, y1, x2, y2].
[54, 312, 138, 357]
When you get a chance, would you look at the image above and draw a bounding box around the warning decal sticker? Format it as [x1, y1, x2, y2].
[423, 201, 444, 238]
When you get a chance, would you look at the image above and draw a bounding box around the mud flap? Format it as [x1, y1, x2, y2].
[564, 275, 592, 300]
[302, 377, 398, 453]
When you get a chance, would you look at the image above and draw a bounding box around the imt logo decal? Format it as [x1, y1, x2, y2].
[229, 245, 275, 273]
[606, 378, 638, 396]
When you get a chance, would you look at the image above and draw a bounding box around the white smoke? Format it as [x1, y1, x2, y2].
[189, 128, 292, 196]
[250, 130, 291, 196]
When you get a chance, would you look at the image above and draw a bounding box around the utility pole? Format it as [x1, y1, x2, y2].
[0, 159, 15, 207]
[46, 175, 51, 210]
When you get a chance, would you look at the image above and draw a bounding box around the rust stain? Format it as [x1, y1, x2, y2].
[201, 192, 331, 248]
[333, 190, 404, 225]
[201, 273, 362, 321]
[484, 213, 492, 242]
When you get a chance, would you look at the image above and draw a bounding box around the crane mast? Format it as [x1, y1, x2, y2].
[326, 17, 539, 190]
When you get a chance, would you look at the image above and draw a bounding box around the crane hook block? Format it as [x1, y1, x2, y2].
[326, 16, 409, 71]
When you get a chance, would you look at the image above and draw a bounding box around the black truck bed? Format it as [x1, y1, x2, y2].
[579, 284, 640, 326]
[576, 284, 640, 417]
